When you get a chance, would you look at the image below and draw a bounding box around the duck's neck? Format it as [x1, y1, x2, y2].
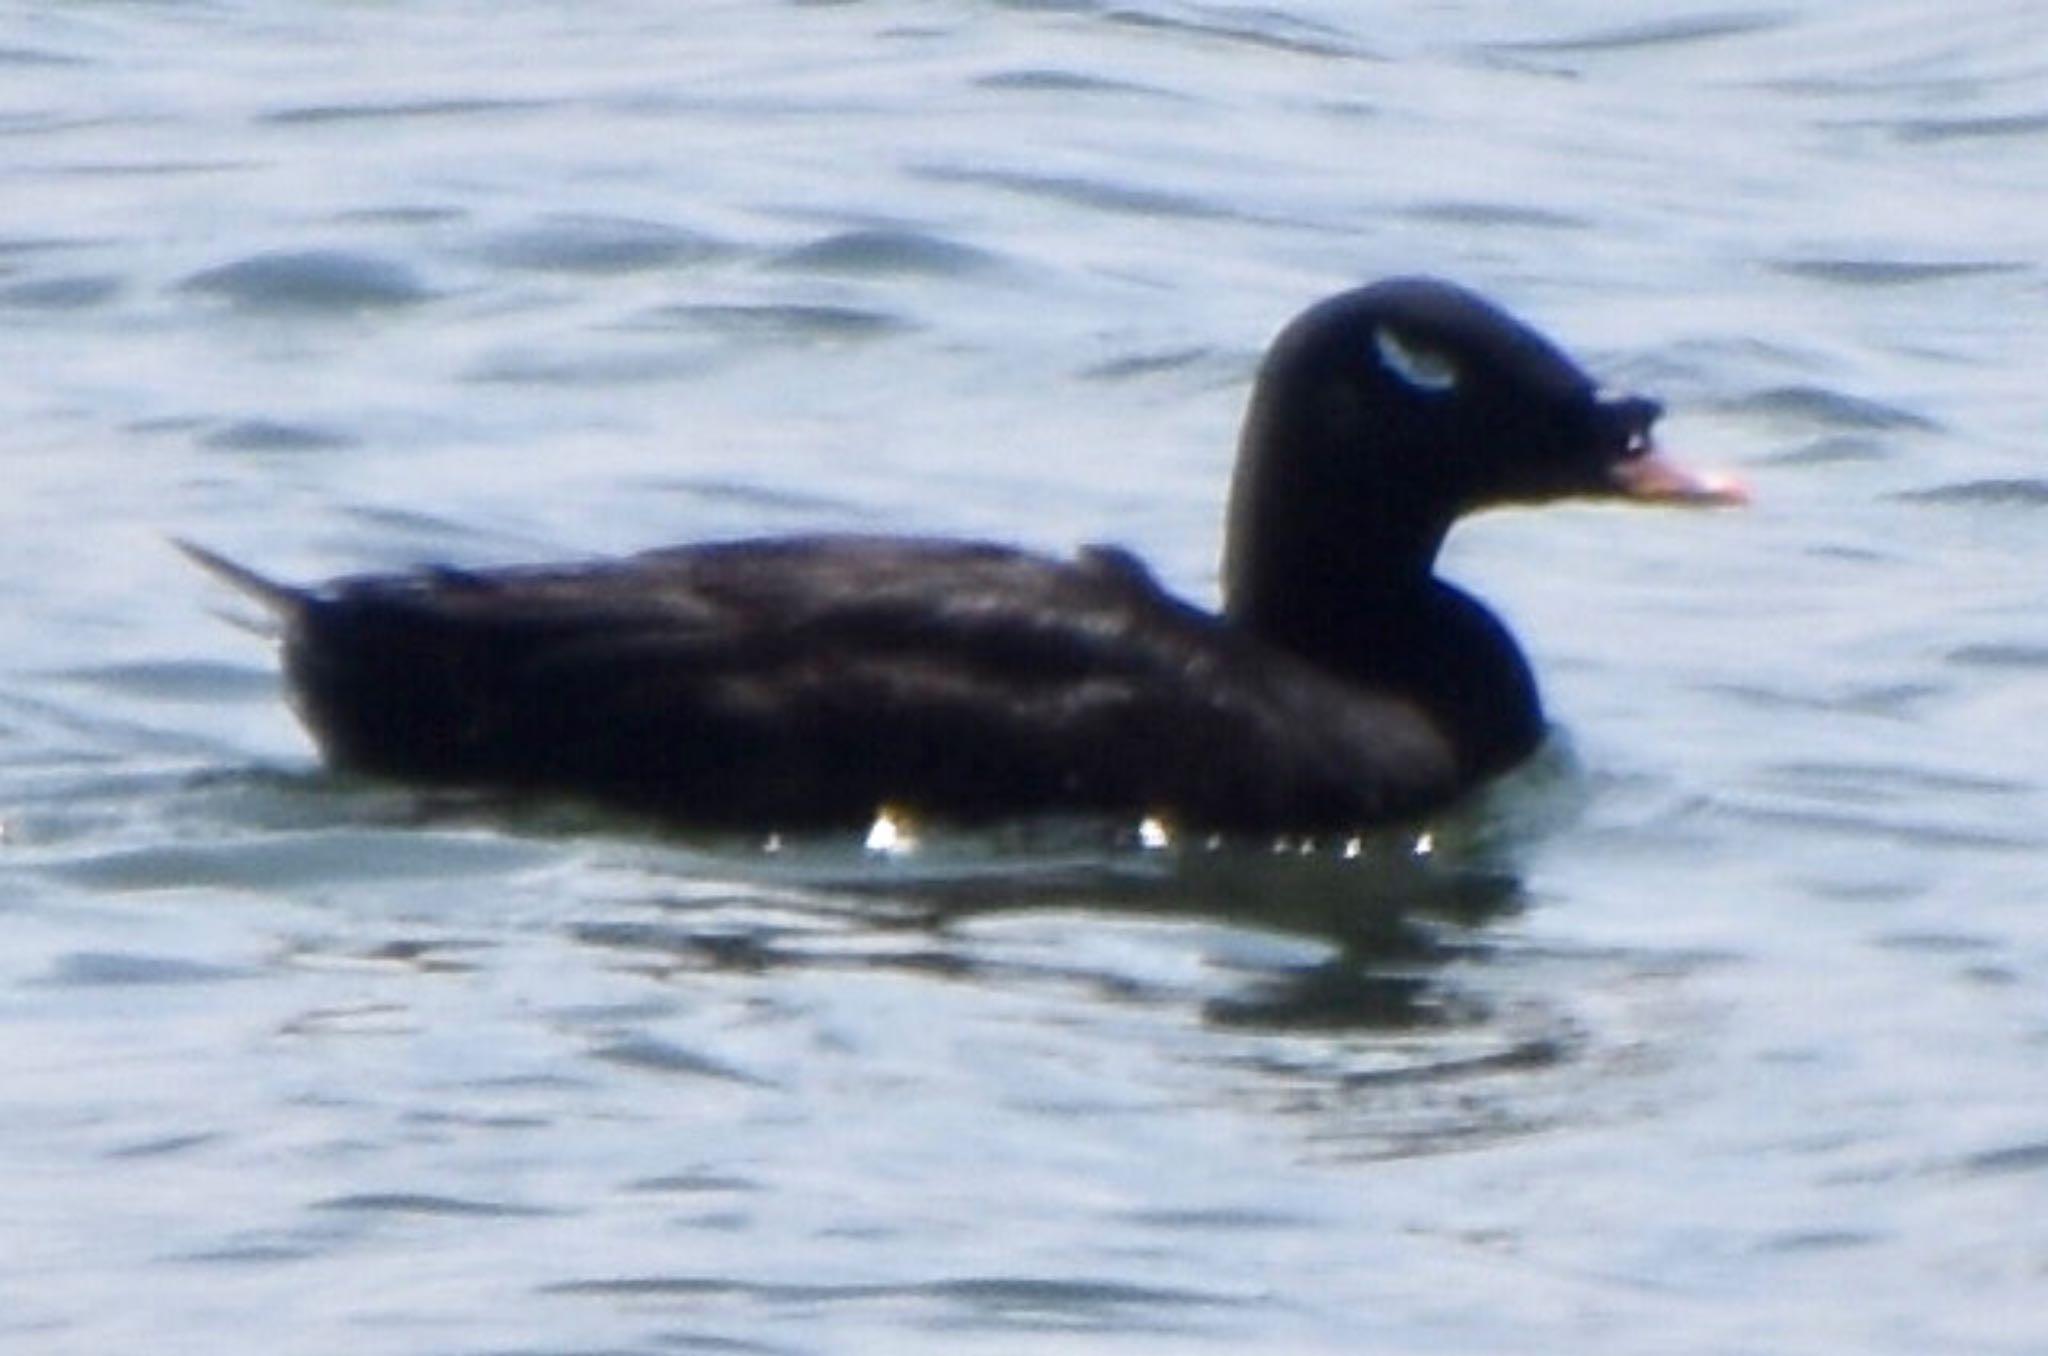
[1236, 570, 1545, 779]
[1223, 491, 1544, 780]
[1218, 371, 1550, 777]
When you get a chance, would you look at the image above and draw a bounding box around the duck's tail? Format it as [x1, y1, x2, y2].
[172, 537, 308, 635]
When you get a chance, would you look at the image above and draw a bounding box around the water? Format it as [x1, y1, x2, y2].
[3, 2, 2045, 1352]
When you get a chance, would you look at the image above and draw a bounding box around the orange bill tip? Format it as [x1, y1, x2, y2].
[1611, 449, 1750, 506]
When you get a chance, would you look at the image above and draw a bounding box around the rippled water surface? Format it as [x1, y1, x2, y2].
[4, 3, 2045, 1353]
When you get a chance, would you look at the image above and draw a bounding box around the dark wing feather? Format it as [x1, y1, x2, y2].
[278, 536, 1458, 829]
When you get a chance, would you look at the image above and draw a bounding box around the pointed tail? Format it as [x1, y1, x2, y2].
[172, 537, 309, 632]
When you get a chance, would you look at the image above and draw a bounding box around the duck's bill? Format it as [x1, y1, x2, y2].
[1610, 449, 1749, 506]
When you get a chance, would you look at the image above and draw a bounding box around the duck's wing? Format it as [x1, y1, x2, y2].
[199, 535, 1458, 829]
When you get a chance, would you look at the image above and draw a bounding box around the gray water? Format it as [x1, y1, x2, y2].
[3, 3, 2045, 1352]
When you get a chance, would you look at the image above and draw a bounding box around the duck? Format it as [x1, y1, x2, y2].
[180, 276, 1743, 833]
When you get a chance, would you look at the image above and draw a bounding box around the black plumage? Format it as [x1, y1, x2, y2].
[182, 277, 1742, 831]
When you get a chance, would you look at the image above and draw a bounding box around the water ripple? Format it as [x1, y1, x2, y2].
[1720, 384, 1939, 432]
[39, 950, 254, 987]
[1077, 345, 1213, 382]
[1760, 758, 2028, 803]
[479, 214, 729, 276]
[1893, 110, 2048, 143]
[200, 419, 358, 453]
[546, 1271, 1242, 1323]
[768, 227, 1005, 278]
[313, 1191, 558, 1219]
[1898, 478, 2048, 507]
[1773, 258, 2028, 287]
[179, 249, 434, 313]
[1958, 1141, 2048, 1179]
[1403, 200, 1590, 231]
[0, 274, 122, 310]
[51, 659, 279, 704]
[0, 45, 90, 68]
[259, 96, 562, 126]
[463, 334, 718, 386]
[1947, 642, 2048, 670]
[1484, 11, 1790, 57]
[917, 165, 1238, 222]
[590, 1035, 775, 1088]
[974, 68, 1184, 99]
[103, 1131, 223, 1160]
[1713, 800, 2034, 854]
[638, 302, 914, 343]
[43, 827, 552, 893]
[1100, 6, 1369, 60]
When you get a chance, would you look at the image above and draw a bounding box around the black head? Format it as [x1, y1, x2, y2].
[1225, 277, 1737, 626]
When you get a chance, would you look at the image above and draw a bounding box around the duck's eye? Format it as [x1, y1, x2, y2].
[1373, 326, 1460, 394]
[1601, 393, 1664, 458]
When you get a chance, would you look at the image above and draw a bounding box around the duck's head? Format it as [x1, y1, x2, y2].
[1224, 276, 1744, 624]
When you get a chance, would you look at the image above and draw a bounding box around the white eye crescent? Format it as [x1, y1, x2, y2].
[1374, 326, 1460, 394]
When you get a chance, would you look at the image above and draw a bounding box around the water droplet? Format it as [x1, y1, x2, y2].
[864, 811, 914, 855]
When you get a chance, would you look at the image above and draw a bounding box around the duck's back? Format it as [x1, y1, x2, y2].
[276, 535, 1459, 830]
